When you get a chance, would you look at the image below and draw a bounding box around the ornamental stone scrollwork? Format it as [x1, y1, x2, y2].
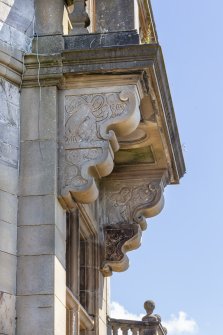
[102, 223, 141, 276]
[101, 178, 164, 276]
[59, 86, 140, 205]
[105, 179, 164, 230]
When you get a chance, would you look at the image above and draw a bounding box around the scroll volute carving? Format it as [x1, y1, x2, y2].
[101, 178, 164, 276]
[59, 87, 141, 206]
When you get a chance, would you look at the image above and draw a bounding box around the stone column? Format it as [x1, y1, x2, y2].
[33, 0, 65, 53]
[16, 86, 66, 335]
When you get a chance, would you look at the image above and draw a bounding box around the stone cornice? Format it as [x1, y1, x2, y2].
[0, 41, 24, 86]
[22, 43, 185, 181]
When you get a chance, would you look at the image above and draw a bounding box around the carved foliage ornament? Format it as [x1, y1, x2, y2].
[105, 180, 164, 230]
[102, 223, 142, 277]
[101, 179, 164, 276]
[60, 88, 140, 204]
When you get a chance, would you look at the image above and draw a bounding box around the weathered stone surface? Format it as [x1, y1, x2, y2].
[68, 0, 90, 35]
[17, 255, 54, 295]
[32, 34, 64, 54]
[0, 162, 18, 194]
[18, 195, 66, 235]
[21, 87, 57, 141]
[16, 295, 54, 335]
[95, 0, 136, 32]
[0, 252, 16, 294]
[103, 179, 164, 228]
[0, 190, 17, 224]
[0, 292, 16, 335]
[18, 225, 66, 267]
[0, 220, 17, 255]
[64, 30, 139, 50]
[101, 223, 141, 276]
[0, 78, 19, 167]
[34, 0, 64, 35]
[19, 140, 57, 196]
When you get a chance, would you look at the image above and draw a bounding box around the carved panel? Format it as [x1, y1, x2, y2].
[60, 87, 140, 204]
[105, 179, 164, 230]
[101, 223, 141, 276]
[101, 177, 164, 276]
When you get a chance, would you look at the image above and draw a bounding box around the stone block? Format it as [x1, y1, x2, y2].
[32, 35, 64, 54]
[21, 87, 58, 141]
[19, 140, 57, 196]
[95, 0, 135, 32]
[16, 295, 54, 335]
[55, 226, 66, 267]
[0, 140, 18, 167]
[18, 196, 66, 235]
[0, 78, 20, 106]
[0, 120, 19, 148]
[0, 220, 17, 255]
[17, 255, 54, 295]
[0, 252, 16, 294]
[0, 162, 18, 194]
[54, 295, 66, 335]
[0, 292, 16, 335]
[64, 30, 139, 50]
[17, 225, 55, 256]
[17, 225, 66, 267]
[0, 190, 17, 224]
[54, 257, 66, 306]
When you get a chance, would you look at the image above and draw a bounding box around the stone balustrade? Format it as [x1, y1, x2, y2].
[108, 318, 167, 335]
[108, 301, 167, 335]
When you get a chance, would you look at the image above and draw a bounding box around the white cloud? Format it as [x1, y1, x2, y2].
[162, 311, 198, 335]
[110, 301, 144, 321]
[110, 301, 198, 335]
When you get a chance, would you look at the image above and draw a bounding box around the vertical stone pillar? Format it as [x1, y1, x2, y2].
[16, 87, 66, 335]
[33, 0, 65, 53]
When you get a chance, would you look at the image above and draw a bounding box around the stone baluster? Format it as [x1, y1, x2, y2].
[112, 325, 119, 335]
[69, 0, 90, 34]
[121, 325, 129, 335]
[131, 326, 139, 335]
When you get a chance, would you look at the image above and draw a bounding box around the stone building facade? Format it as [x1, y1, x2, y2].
[0, 1, 185, 334]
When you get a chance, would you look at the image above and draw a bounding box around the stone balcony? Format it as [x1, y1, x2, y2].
[108, 301, 167, 335]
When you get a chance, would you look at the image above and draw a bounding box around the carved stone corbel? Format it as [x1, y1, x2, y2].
[59, 86, 140, 205]
[101, 177, 164, 276]
[102, 223, 142, 277]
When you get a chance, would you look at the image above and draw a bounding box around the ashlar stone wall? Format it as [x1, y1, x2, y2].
[0, 78, 20, 334]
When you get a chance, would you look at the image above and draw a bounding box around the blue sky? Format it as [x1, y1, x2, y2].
[111, 1, 223, 334]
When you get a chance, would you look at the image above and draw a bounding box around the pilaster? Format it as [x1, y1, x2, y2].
[17, 86, 66, 335]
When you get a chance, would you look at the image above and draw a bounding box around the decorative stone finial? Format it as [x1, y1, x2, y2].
[142, 300, 161, 323]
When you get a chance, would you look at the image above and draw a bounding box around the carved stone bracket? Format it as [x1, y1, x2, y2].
[104, 178, 164, 230]
[100, 177, 164, 276]
[59, 86, 140, 205]
[101, 223, 141, 277]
